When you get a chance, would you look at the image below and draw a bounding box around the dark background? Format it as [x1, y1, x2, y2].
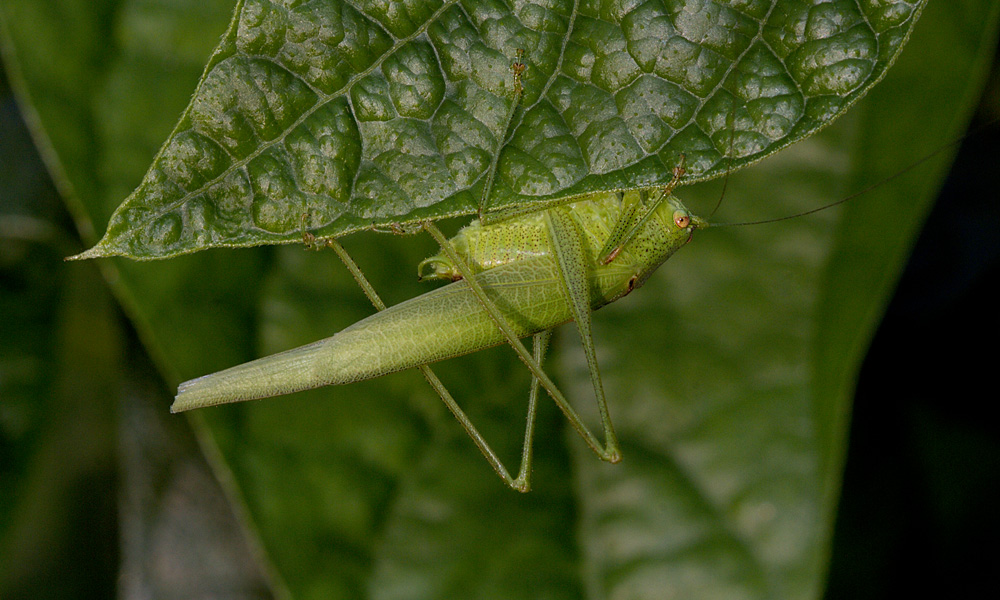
[825, 60, 1000, 598]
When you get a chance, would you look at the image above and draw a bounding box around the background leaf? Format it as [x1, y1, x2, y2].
[0, 71, 119, 598]
[76, 0, 929, 259]
[2, 1, 999, 599]
[1, 1, 274, 598]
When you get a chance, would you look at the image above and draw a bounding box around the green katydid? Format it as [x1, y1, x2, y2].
[172, 161, 702, 490]
[168, 114, 977, 492]
[171, 49, 710, 491]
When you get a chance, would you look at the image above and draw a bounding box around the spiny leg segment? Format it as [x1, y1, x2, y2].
[478, 49, 527, 218]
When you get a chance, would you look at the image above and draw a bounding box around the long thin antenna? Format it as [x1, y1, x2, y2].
[708, 100, 739, 218]
[707, 118, 993, 229]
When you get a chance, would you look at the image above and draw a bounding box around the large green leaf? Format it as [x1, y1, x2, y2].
[3, 1, 999, 599]
[74, 0, 931, 259]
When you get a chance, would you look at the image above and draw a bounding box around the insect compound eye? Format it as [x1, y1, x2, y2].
[673, 211, 690, 229]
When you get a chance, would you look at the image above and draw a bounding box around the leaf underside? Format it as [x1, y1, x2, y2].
[77, 0, 926, 260]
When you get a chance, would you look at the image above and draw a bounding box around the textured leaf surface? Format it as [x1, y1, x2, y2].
[76, 0, 928, 259]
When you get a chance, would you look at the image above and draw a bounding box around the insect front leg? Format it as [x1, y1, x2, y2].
[599, 158, 687, 264]
[597, 190, 642, 264]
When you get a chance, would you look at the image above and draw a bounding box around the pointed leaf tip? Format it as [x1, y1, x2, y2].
[66, 245, 112, 261]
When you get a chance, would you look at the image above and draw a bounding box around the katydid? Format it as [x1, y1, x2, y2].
[172, 166, 703, 490]
[167, 45, 973, 491]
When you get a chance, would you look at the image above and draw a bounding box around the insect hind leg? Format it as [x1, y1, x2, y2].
[478, 49, 528, 219]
